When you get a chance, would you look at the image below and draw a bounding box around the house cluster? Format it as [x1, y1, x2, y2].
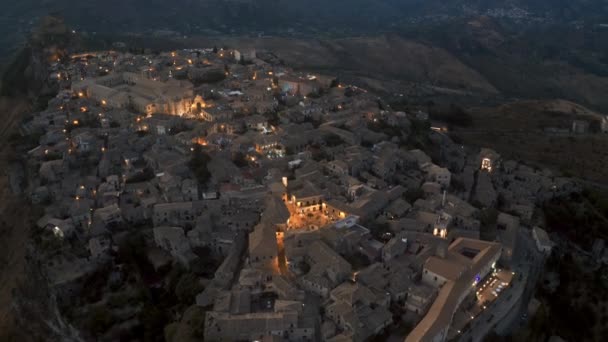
[22, 46, 579, 342]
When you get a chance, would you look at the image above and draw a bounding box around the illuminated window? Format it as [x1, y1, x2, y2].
[481, 158, 492, 172]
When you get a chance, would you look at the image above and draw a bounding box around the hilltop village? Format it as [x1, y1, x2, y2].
[18, 47, 581, 342]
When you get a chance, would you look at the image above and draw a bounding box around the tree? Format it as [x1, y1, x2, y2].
[140, 303, 167, 342]
[298, 260, 311, 274]
[404, 188, 424, 203]
[189, 144, 211, 185]
[325, 133, 344, 147]
[344, 252, 371, 271]
[479, 208, 499, 226]
[116, 232, 152, 276]
[175, 273, 204, 305]
[232, 151, 248, 168]
[86, 306, 114, 335]
[429, 103, 473, 127]
[264, 110, 280, 127]
[368, 221, 391, 241]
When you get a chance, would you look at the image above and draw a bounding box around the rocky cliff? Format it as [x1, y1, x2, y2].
[1, 15, 80, 100]
[0, 15, 83, 342]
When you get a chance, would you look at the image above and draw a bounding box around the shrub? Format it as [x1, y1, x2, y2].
[189, 144, 211, 185]
[86, 306, 114, 335]
[175, 273, 204, 305]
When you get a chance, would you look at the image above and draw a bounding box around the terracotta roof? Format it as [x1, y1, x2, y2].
[424, 257, 467, 281]
[406, 238, 501, 342]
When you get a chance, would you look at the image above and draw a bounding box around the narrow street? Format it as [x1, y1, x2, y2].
[276, 232, 295, 280]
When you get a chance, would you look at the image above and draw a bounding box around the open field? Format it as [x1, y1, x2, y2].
[452, 99, 608, 184]
[72, 14, 608, 113]
[182, 35, 499, 96]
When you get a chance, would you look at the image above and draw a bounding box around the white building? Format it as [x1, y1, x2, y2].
[72, 72, 196, 116]
[571, 120, 589, 134]
[234, 48, 256, 63]
[426, 164, 451, 188]
[532, 226, 553, 254]
[153, 226, 195, 265]
[410, 238, 501, 342]
[153, 201, 196, 227]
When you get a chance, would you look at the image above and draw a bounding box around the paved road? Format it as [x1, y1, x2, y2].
[516, 230, 545, 313]
[456, 228, 545, 341]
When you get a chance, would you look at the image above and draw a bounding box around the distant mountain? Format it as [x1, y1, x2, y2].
[190, 16, 608, 111]
[2, 0, 607, 49]
[1, 0, 607, 105]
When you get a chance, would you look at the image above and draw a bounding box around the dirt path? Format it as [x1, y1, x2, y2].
[0, 96, 33, 341]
